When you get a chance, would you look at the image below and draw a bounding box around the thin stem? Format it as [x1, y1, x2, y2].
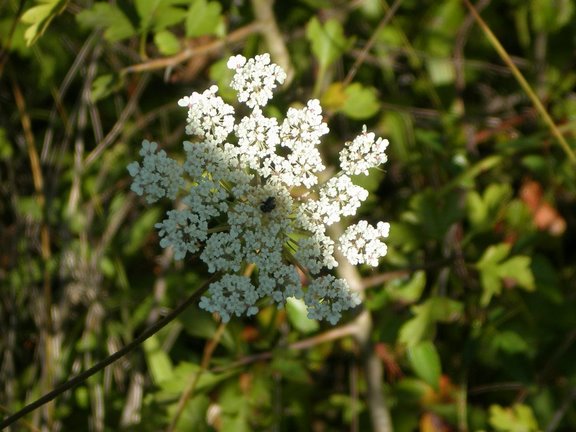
[0, 276, 217, 430]
[462, 0, 576, 163]
[342, 0, 404, 87]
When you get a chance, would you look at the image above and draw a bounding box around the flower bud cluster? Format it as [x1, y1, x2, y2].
[128, 53, 390, 324]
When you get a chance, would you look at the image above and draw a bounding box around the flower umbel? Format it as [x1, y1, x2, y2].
[128, 54, 390, 324]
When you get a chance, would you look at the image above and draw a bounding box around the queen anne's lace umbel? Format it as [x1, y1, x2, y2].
[128, 53, 390, 324]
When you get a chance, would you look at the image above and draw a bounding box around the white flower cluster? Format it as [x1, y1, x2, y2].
[128, 53, 390, 324]
[340, 125, 389, 176]
[339, 221, 391, 266]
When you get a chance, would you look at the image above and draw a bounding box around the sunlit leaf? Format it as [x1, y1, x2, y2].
[135, 0, 187, 32]
[489, 404, 539, 431]
[306, 17, 349, 71]
[399, 297, 463, 347]
[154, 30, 181, 55]
[90, 73, 126, 102]
[408, 341, 442, 390]
[286, 298, 319, 333]
[476, 244, 535, 305]
[20, 0, 69, 46]
[76, 3, 136, 42]
[341, 83, 380, 119]
[185, 0, 222, 37]
[386, 271, 426, 304]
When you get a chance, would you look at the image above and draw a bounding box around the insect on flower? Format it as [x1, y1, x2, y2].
[260, 196, 276, 213]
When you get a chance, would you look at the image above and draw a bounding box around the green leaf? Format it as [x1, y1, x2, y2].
[341, 83, 380, 119]
[493, 330, 530, 354]
[322, 81, 380, 119]
[443, 155, 502, 192]
[306, 17, 349, 71]
[498, 256, 535, 290]
[271, 355, 310, 383]
[489, 404, 539, 431]
[286, 298, 319, 333]
[476, 244, 535, 306]
[406, 188, 462, 241]
[143, 335, 174, 384]
[386, 271, 426, 304]
[531, 0, 574, 32]
[76, 3, 136, 42]
[154, 30, 181, 55]
[135, 0, 187, 32]
[466, 183, 512, 230]
[159, 362, 235, 396]
[123, 207, 162, 255]
[15, 196, 43, 221]
[427, 297, 464, 322]
[90, 74, 126, 102]
[407, 341, 442, 390]
[20, 0, 69, 46]
[0, 128, 13, 160]
[426, 57, 455, 86]
[398, 304, 434, 347]
[185, 0, 223, 37]
[178, 306, 236, 352]
[477, 243, 512, 267]
[399, 297, 463, 347]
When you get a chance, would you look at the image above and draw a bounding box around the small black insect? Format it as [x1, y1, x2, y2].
[260, 196, 276, 213]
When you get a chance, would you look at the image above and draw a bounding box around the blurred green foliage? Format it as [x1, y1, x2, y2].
[2, 0, 576, 431]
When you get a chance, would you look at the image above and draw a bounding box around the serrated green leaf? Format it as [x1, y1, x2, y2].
[154, 30, 181, 55]
[497, 256, 535, 291]
[185, 0, 222, 37]
[321, 82, 347, 111]
[468, 183, 513, 230]
[306, 17, 348, 71]
[480, 272, 502, 306]
[477, 243, 512, 267]
[408, 341, 442, 390]
[76, 3, 136, 42]
[477, 244, 535, 305]
[20, 0, 69, 46]
[341, 83, 380, 119]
